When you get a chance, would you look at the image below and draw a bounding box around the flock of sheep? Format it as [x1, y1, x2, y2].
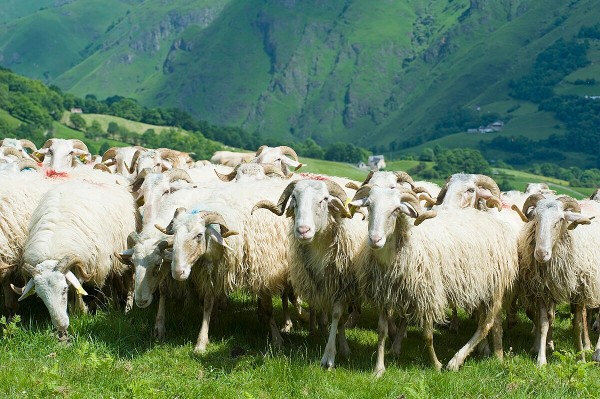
[1, 137, 600, 376]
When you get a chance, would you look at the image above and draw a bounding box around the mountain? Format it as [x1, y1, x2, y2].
[1, 0, 598, 157]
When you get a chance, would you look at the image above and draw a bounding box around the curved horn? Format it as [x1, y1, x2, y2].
[351, 185, 372, 203]
[197, 211, 239, 238]
[41, 139, 55, 149]
[157, 236, 174, 252]
[2, 147, 23, 159]
[414, 210, 437, 226]
[158, 149, 181, 168]
[260, 164, 286, 178]
[398, 190, 422, 216]
[70, 139, 88, 153]
[522, 194, 545, 220]
[18, 159, 41, 171]
[394, 171, 415, 188]
[345, 182, 361, 191]
[215, 165, 240, 182]
[131, 168, 152, 192]
[255, 145, 268, 156]
[475, 174, 501, 197]
[361, 170, 375, 186]
[93, 163, 112, 174]
[557, 196, 581, 213]
[434, 177, 451, 206]
[19, 139, 37, 152]
[164, 168, 193, 184]
[126, 149, 143, 175]
[251, 181, 297, 216]
[511, 204, 529, 223]
[279, 146, 299, 162]
[486, 197, 503, 212]
[16, 278, 36, 302]
[323, 180, 348, 202]
[101, 147, 119, 163]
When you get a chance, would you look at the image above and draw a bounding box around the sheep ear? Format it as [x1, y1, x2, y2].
[565, 212, 594, 230]
[349, 198, 368, 208]
[65, 271, 88, 296]
[15, 279, 36, 302]
[115, 249, 134, 265]
[207, 225, 232, 250]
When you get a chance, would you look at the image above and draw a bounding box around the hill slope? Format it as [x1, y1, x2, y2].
[1, 0, 599, 153]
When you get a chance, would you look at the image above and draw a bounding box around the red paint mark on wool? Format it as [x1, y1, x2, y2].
[299, 173, 329, 181]
[45, 170, 69, 179]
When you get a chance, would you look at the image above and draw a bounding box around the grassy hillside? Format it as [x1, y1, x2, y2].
[1, 0, 599, 155]
[61, 112, 175, 135]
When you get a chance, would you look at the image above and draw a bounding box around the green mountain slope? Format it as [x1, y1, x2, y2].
[1, 0, 598, 154]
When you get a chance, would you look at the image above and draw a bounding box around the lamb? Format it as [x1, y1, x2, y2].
[516, 194, 600, 365]
[15, 178, 139, 338]
[252, 178, 366, 369]
[349, 185, 517, 374]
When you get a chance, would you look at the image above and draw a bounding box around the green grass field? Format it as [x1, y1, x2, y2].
[62, 112, 175, 136]
[1, 294, 599, 398]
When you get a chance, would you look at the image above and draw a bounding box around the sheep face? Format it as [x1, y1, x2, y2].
[136, 151, 164, 175]
[289, 181, 339, 242]
[439, 174, 500, 210]
[170, 210, 232, 281]
[31, 261, 70, 332]
[529, 199, 590, 263]
[39, 139, 88, 172]
[253, 146, 301, 174]
[131, 239, 169, 308]
[351, 187, 418, 249]
[367, 172, 398, 189]
[235, 163, 267, 182]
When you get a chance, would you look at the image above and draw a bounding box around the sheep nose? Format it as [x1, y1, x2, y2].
[369, 234, 384, 248]
[136, 299, 150, 308]
[173, 269, 189, 281]
[535, 248, 551, 263]
[297, 226, 311, 236]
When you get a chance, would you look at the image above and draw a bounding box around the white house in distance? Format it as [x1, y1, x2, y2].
[368, 155, 386, 170]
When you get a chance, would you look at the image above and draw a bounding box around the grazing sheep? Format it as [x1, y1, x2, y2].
[350, 185, 517, 373]
[252, 178, 366, 369]
[516, 194, 600, 365]
[15, 178, 139, 338]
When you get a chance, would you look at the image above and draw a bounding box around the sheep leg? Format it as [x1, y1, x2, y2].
[423, 323, 442, 370]
[536, 301, 551, 366]
[321, 301, 344, 370]
[123, 269, 135, 314]
[345, 303, 361, 329]
[491, 312, 504, 360]
[259, 294, 283, 351]
[318, 311, 329, 333]
[373, 312, 388, 378]
[337, 317, 351, 359]
[153, 283, 167, 340]
[593, 309, 600, 333]
[280, 290, 293, 334]
[573, 304, 585, 361]
[582, 307, 591, 351]
[391, 317, 408, 356]
[447, 303, 498, 371]
[74, 293, 88, 315]
[547, 303, 555, 352]
[387, 317, 398, 341]
[194, 292, 214, 354]
[309, 307, 317, 335]
[2, 278, 18, 318]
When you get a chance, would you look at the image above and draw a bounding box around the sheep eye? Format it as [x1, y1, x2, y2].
[467, 188, 475, 193]
[196, 233, 203, 240]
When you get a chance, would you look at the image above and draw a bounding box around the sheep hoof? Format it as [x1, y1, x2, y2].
[320, 355, 335, 370]
[536, 357, 547, 367]
[153, 325, 166, 340]
[280, 320, 293, 334]
[445, 358, 460, 371]
[372, 367, 385, 378]
[592, 349, 600, 363]
[57, 330, 70, 344]
[194, 342, 208, 354]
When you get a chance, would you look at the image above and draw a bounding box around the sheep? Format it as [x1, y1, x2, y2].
[516, 194, 600, 365]
[125, 148, 185, 177]
[34, 138, 91, 172]
[525, 182, 555, 195]
[15, 177, 139, 338]
[252, 145, 304, 176]
[101, 146, 142, 178]
[349, 185, 518, 373]
[0, 138, 37, 160]
[210, 150, 255, 167]
[591, 188, 600, 202]
[252, 178, 366, 369]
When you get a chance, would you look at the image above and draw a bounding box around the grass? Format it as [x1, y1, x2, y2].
[1, 294, 599, 398]
[61, 112, 175, 136]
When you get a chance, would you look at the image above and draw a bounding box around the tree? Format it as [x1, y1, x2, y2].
[85, 120, 105, 140]
[107, 121, 120, 140]
[98, 141, 111, 156]
[69, 113, 86, 131]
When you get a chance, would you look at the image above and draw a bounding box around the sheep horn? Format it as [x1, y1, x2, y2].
[94, 164, 112, 174]
[3, 147, 23, 159]
[197, 211, 239, 238]
[475, 174, 501, 198]
[324, 180, 348, 202]
[345, 182, 361, 191]
[70, 139, 88, 153]
[101, 147, 118, 163]
[434, 177, 451, 205]
[414, 210, 437, 226]
[157, 236, 174, 251]
[126, 149, 143, 175]
[398, 190, 422, 216]
[557, 196, 581, 213]
[41, 139, 55, 149]
[394, 171, 415, 188]
[486, 197, 503, 212]
[127, 231, 141, 248]
[155, 208, 183, 235]
[158, 149, 181, 168]
[215, 165, 240, 182]
[18, 159, 41, 171]
[351, 185, 372, 202]
[522, 194, 545, 220]
[361, 170, 375, 186]
[279, 146, 299, 162]
[251, 181, 297, 216]
[65, 271, 88, 296]
[418, 193, 437, 208]
[255, 145, 268, 156]
[510, 204, 529, 223]
[261, 164, 286, 178]
[16, 278, 36, 302]
[164, 168, 193, 184]
[19, 139, 37, 152]
[131, 168, 153, 192]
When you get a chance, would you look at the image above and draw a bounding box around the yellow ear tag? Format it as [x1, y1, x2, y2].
[345, 198, 357, 217]
[76, 287, 88, 296]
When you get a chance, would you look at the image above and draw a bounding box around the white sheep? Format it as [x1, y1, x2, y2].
[252, 145, 304, 176]
[252, 178, 366, 369]
[210, 150, 255, 167]
[0, 138, 37, 160]
[349, 185, 518, 374]
[34, 138, 91, 172]
[15, 177, 139, 338]
[517, 194, 600, 365]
